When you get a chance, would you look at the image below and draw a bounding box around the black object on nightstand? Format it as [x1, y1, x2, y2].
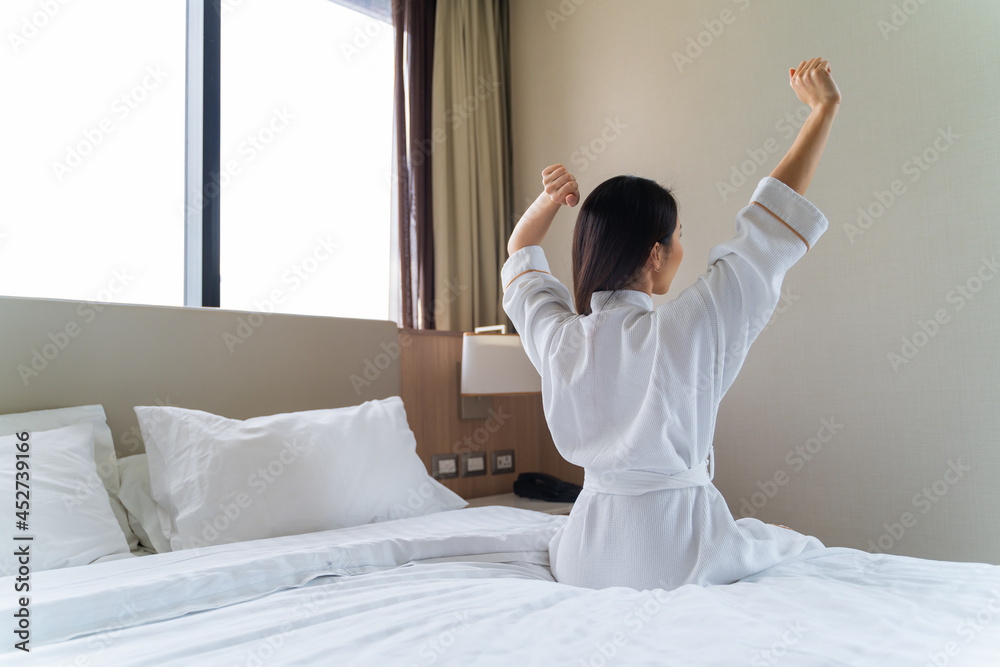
[513, 472, 582, 503]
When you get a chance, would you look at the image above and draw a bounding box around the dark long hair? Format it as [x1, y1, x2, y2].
[571, 175, 678, 315]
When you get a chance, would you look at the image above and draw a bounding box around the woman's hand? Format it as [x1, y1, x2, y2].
[542, 164, 580, 207]
[789, 58, 841, 111]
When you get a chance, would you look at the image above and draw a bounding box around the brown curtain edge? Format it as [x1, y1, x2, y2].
[392, 0, 437, 330]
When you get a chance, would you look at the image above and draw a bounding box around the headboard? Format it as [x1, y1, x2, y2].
[0, 296, 401, 458]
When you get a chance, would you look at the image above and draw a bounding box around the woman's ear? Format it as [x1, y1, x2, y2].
[650, 244, 663, 273]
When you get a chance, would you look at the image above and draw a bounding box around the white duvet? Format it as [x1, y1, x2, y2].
[4, 506, 999, 665]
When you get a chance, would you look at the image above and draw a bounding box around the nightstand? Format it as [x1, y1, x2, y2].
[464, 492, 574, 515]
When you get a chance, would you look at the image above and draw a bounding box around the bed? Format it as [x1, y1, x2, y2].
[2, 296, 999, 665]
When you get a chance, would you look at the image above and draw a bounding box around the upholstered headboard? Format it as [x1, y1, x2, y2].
[0, 296, 401, 458]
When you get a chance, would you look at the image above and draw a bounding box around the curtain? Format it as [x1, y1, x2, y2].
[430, 0, 513, 332]
[392, 0, 437, 329]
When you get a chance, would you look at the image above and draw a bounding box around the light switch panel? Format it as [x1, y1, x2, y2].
[432, 454, 459, 479]
[461, 452, 487, 477]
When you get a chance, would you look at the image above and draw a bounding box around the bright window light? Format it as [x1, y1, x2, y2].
[0, 0, 186, 306]
[220, 0, 394, 320]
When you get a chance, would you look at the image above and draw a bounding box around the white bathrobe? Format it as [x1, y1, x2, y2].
[501, 177, 842, 592]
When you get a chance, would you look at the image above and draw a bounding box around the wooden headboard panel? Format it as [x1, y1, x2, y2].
[0, 296, 400, 458]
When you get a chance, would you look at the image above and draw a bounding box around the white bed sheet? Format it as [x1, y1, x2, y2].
[4, 506, 999, 665]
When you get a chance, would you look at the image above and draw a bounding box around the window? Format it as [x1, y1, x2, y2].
[1, 0, 186, 305]
[220, 0, 394, 319]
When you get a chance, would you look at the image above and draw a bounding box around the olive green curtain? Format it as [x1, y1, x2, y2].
[430, 0, 513, 331]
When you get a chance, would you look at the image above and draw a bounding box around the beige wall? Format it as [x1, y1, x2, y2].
[510, 0, 1000, 562]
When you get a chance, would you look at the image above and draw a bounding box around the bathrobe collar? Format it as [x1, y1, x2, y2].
[590, 289, 653, 313]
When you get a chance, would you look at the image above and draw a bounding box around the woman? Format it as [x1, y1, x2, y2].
[501, 59, 845, 591]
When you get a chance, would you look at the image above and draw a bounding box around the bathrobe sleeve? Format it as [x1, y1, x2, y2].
[695, 177, 828, 399]
[500, 245, 576, 372]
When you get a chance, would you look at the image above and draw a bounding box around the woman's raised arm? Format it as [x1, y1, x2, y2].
[507, 164, 580, 256]
[769, 58, 842, 196]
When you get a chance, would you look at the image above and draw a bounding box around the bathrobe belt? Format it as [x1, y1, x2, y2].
[583, 447, 715, 495]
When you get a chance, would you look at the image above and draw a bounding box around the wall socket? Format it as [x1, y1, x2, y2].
[491, 449, 515, 474]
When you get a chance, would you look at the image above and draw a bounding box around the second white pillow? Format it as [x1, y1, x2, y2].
[117, 454, 172, 553]
[135, 397, 466, 550]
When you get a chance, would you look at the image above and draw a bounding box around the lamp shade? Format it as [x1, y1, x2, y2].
[460, 333, 541, 395]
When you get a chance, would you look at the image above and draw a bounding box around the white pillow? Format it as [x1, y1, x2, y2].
[136, 397, 468, 550]
[0, 405, 137, 551]
[117, 454, 172, 553]
[0, 424, 131, 575]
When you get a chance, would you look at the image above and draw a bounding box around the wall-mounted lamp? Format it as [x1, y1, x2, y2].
[459, 325, 540, 419]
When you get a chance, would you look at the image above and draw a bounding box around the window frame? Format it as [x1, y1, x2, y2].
[184, 0, 221, 307]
